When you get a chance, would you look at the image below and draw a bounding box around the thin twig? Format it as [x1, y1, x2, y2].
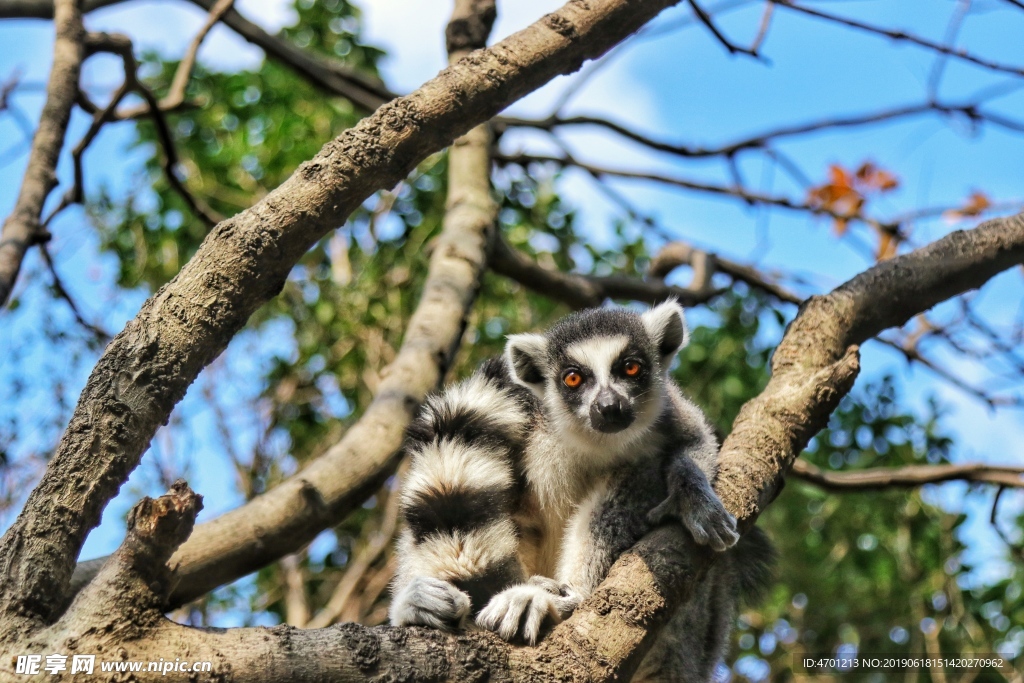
[501, 100, 1024, 160]
[498, 151, 904, 238]
[86, 32, 223, 226]
[686, 0, 761, 57]
[990, 486, 1024, 561]
[773, 0, 1024, 79]
[39, 243, 110, 343]
[791, 459, 1024, 491]
[118, 0, 235, 118]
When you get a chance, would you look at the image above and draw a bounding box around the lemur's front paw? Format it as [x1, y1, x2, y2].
[647, 492, 740, 552]
[389, 576, 471, 630]
[476, 578, 578, 645]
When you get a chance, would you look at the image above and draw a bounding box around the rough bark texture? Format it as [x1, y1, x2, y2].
[0, 0, 84, 307]
[0, 0, 680, 628]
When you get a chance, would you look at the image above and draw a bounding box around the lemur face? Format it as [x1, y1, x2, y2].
[505, 300, 689, 448]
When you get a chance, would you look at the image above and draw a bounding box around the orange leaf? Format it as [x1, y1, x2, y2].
[942, 191, 992, 221]
[876, 231, 898, 261]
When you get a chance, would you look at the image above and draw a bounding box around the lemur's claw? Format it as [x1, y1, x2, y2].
[477, 579, 579, 645]
[647, 492, 740, 552]
[390, 576, 471, 631]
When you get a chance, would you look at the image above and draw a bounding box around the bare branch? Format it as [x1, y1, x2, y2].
[502, 100, 1024, 160]
[39, 243, 111, 343]
[649, 241, 802, 304]
[773, 0, 1024, 80]
[498, 151, 904, 238]
[791, 459, 1024, 491]
[686, 0, 761, 57]
[85, 31, 224, 226]
[165, 0, 233, 110]
[0, 0, 396, 112]
[877, 333, 1023, 409]
[990, 486, 1024, 561]
[0, 0, 84, 309]
[490, 233, 721, 308]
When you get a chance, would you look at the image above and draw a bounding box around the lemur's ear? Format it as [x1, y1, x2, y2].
[505, 333, 549, 392]
[641, 299, 689, 364]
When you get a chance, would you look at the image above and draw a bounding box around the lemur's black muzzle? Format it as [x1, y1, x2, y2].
[590, 390, 634, 433]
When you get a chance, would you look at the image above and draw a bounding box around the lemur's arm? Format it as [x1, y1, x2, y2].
[643, 385, 739, 550]
[389, 364, 530, 630]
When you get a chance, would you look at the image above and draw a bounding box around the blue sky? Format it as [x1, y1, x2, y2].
[0, 0, 1021, 613]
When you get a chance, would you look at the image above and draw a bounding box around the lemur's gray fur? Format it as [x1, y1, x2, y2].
[389, 301, 773, 682]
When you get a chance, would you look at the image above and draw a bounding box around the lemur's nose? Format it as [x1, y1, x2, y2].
[590, 390, 634, 433]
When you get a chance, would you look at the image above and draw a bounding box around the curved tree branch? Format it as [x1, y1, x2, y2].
[772, 0, 1024, 79]
[716, 211, 1024, 526]
[489, 233, 723, 308]
[0, 0, 84, 308]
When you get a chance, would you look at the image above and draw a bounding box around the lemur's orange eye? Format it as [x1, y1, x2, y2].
[563, 371, 583, 388]
[624, 361, 641, 377]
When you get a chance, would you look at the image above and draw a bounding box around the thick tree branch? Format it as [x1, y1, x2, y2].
[47, 502, 701, 683]
[790, 459, 1024, 491]
[65, 481, 203, 622]
[716, 211, 1024, 526]
[0, 0, 84, 308]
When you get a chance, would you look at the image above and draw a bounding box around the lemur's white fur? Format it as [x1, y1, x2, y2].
[402, 439, 515, 501]
[396, 519, 521, 581]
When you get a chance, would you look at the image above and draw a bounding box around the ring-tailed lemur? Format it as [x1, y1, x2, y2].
[389, 301, 773, 682]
